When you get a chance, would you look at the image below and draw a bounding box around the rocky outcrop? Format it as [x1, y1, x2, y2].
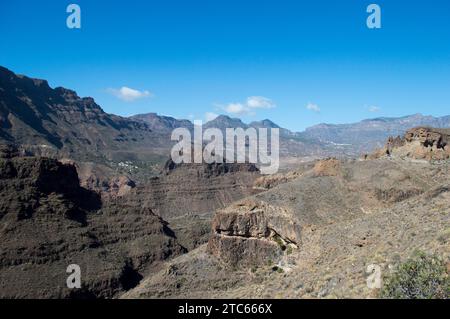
[108, 176, 136, 197]
[366, 127, 450, 161]
[83, 174, 136, 199]
[59, 159, 137, 199]
[253, 171, 301, 190]
[207, 200, 300, 267]
[163, 159, 259, 177]
[313, 158, 342, 177]
[385, 136, 405, 155]
[404, 127, 448, 149]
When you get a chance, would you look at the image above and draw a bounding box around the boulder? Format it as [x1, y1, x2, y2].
[207, 199, 300, 267]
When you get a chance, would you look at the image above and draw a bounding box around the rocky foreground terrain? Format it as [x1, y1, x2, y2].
[122, 130, 450, 299]
[124, 156, 450, 299]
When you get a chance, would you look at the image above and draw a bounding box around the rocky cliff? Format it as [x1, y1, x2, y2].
[0, 66, 174, 165]
[0, 146, 185, 298]
[367, 127, 450, 161]
[207, 200, 300, 267]
[120, 160, 261, 221]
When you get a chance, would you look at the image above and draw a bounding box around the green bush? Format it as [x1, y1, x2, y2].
[381, 252, 449, 299]
[286, 246, 293, 255]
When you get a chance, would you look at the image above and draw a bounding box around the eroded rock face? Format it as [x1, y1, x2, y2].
[109, 176, 136, 197]
[207, 200, 300, 267]
[163, 159, 259, 177]
[253, 171, 301, 190]
[404, 127, 448, 149]
[366, 127, 450, 161]
[62, 160, 137, 199]
[386, 136, 405, 155]
[125, 160, 261, 221]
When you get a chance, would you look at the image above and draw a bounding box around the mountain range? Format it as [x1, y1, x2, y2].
[303, 113, 450, 154]
[1, 65, 450, 169]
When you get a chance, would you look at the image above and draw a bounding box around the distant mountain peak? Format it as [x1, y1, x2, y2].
[204, 114, 247, 129]
[212, 114, 240, 122]
[130, 112, 193, 131]
[204, 115, 283, 129]
[249, 119, 280, 129]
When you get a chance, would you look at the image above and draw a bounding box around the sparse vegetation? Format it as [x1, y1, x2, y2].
[272, 234, 287, 251]
[286, 246, 293, 255]
[271, 266, 284, 273]
[380, 252, 449, 299]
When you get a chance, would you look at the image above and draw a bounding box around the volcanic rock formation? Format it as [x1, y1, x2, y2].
[207, 199, 300, 266]
[367, 127, 450, 161]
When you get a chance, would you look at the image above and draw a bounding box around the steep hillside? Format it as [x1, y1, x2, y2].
[0, 146, 185, 298]
[0, 66, 171, 165]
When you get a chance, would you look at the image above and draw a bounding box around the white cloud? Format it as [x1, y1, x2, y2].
[306, 102, 321, 113]
[225, 103, 247, 115]
[246, 96, 275, 109]
[368, 105, 381, 113]
[222, 96, 276, 115]
[108, 86, 153, 102]
[205, 112, 219, 122]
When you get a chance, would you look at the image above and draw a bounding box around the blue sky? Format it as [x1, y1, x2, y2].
[1, 0, 450, 131]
